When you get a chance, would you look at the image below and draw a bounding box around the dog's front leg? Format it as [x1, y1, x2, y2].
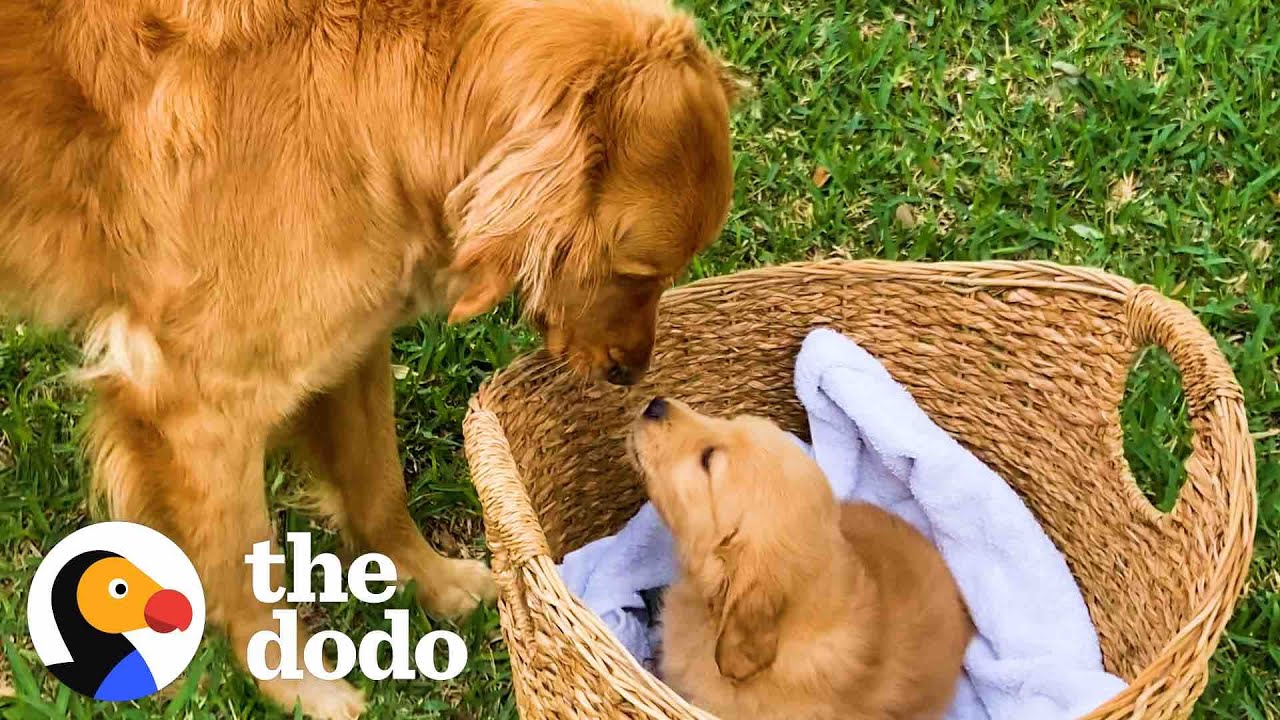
[292, 335, 497, 618]
[87, 390, 366, 720]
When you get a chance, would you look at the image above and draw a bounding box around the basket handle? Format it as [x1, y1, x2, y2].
[1123, 285, 1254, 522]
[1087, 286, 1256, 718]
[1126, 286, 1244, 414]
[463, 402, 553, 567]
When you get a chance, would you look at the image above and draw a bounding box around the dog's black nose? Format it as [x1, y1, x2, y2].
[606, 363, 637, 386]
[643, 397, 667, 420]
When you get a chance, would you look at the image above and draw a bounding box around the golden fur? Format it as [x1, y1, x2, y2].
[631, 399, 972, 720]
[0, 0, 734, 716]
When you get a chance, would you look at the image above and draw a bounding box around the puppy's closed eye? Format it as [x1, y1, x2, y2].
[700, 447, 716, 472]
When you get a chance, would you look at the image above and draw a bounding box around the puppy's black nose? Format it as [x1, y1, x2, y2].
[606, 363, 637, 386]
[643, 396, 667, 420]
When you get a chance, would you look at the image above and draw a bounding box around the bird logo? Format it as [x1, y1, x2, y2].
[27, 522, 205, 703]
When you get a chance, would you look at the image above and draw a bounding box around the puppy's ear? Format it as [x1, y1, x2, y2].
[443, 112, 600, 322]
[713, 550, 784, 681]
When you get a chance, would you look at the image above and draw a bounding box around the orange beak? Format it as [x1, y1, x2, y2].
[144, 588, 192, 633]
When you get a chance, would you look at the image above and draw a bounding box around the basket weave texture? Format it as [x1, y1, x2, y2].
[463, 260, 1256, 720]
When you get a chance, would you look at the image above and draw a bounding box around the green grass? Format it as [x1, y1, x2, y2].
[2, 0, 1277, 716]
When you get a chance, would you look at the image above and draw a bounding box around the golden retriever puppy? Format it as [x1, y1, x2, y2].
[0, 0, 735, 715]
[630, 398, 972, 720]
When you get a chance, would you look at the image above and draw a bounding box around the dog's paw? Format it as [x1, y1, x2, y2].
[258, 674, 365, 720]
[420, 558, 497, 619]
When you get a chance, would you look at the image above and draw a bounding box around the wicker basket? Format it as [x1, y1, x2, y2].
[463, 260, 1256, 720]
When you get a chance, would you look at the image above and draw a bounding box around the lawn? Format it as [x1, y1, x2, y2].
[1, 0, 1277, 717]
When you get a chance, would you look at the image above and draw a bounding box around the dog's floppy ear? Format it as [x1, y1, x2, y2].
[712, 548, 785, 681]
[443, 112, 602, 323]
[444, 240, 518, 324]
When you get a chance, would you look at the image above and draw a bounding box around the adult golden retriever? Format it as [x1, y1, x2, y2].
[0, 0, 735, 715]
[631, 398, 971, 720]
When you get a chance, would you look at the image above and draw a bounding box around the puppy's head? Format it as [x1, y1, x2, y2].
[444, 0, 737, 386]
[629, 398, 838, 682]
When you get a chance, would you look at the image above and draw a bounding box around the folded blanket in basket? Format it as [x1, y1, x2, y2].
[557, 502, 675, 674]
[557, 328, 1127, 719]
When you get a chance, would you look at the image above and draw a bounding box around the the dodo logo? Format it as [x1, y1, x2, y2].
[27, 522, 205, 702]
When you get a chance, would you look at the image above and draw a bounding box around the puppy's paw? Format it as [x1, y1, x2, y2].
[258, 674, 365, 720]
[420, 558, 497, 619]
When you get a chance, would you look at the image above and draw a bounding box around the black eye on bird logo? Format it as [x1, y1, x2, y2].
[46, 549, 193, 701]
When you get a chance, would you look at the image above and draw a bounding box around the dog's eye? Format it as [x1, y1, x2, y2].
[700, 447, 716, 472]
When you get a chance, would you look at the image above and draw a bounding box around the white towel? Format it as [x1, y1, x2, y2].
[559, 503, 674, 674]
[557, 328, 1127, 718]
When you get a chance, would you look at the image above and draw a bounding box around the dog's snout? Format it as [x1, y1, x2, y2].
[606, 363, 639, 386]
[643, 396, 667, 420]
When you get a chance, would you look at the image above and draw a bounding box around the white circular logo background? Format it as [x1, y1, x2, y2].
[27, 521, 206, 699]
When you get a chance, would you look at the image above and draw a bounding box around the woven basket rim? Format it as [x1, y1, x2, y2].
[476, 259, 1137, 394]
[465, 258, 1256, 720]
